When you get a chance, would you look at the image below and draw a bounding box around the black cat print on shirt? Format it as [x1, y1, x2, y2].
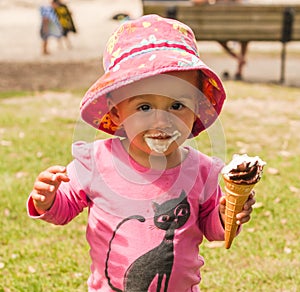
[105, 190, 190, 292]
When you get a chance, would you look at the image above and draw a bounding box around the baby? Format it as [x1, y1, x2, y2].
[28, 14, 255, 291]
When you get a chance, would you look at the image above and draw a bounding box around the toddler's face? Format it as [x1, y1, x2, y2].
[109, 70, 199, 157]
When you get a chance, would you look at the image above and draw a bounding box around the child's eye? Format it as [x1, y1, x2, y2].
[138, 104, 151, 112]
[171, 102, 184, 110]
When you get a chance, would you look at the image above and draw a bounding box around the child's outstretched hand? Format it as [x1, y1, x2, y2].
[31, 165, 70, 215]
[219, 191, 256, 226]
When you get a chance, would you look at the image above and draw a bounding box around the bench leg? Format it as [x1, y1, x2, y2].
[280, 42, 287, 84]
[218, 41, 249, 80]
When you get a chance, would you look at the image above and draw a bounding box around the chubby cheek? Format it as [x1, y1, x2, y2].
[122, 120, 149, 148]
[122, 115, 149, 137]
[126, 128, 144, 144]
[177, 114, 197, 137]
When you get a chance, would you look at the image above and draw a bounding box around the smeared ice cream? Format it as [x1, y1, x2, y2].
[144, 130, 181, 153]
[222, 154, 266, 185]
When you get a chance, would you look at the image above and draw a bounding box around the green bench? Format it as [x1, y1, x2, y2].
[143, 1, 300, 82]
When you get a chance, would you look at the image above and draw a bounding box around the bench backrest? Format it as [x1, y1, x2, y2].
[143, 1, 300, 42]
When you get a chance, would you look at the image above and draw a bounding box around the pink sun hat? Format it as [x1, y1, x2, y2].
[80, 14, 226, 137]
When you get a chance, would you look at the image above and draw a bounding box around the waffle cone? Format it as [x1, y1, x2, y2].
[223, 177, 256, 249]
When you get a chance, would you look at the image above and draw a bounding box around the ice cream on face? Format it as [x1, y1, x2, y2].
[144, 130, 181, 153]
[222, 154, 266, 185]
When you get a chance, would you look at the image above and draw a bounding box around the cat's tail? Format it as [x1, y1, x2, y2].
[105, 215, 146, 292]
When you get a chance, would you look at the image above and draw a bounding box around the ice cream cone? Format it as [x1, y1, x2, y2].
[223, 177, 255, 249]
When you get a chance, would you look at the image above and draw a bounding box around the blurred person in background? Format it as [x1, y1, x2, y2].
[52, 0, 77, 49]
[39, 3, 63, 55]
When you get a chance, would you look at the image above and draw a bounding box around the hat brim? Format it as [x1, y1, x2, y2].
[80, 49, 226, 137]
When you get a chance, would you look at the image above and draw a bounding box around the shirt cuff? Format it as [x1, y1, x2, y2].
[27, 195, 44, 218]
[27, 194, 58, 221]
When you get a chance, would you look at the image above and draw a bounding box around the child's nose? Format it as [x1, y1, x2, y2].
[153, 109, 172, 128]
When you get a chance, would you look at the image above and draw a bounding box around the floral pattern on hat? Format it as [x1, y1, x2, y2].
[80, 14, 226, 137]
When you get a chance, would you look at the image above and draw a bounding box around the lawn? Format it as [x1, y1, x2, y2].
[0, 82, 299, 291]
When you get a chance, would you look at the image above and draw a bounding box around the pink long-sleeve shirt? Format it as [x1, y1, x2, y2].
[27, 138, 225, 291]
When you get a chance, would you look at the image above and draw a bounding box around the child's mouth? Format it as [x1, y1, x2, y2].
[144, 130, 181, 153]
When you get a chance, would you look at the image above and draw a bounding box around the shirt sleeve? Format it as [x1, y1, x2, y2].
[198, 185, 225, 241]
[196, 155, 225, 241]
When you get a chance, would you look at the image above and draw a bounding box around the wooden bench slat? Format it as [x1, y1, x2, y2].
[142, 1, 300, 82]
[143, 3, 300, 41]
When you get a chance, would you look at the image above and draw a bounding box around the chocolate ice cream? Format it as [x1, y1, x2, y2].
[222, 154, 266, 185]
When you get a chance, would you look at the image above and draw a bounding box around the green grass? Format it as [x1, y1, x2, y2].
[1, 83, 300, 291]
[199, 82, 300, 291]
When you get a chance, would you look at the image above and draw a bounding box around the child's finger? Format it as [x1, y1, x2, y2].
[236, 214, 251, 225]
[31, 191, 47, 202]
[37, 170, 57, 184]
[219, 196, 226, 205]
[47, 165, 67, 174]
[236, 206, 253, 224]
[34, 180, 56, 194]
[249, 190, 256, 198]
[37, 166, 67, 183]
[54, 172, 70, 183]
[244, 196, 256, 210]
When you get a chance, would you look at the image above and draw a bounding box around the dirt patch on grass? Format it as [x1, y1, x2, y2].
[0, 60, 103, 92]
